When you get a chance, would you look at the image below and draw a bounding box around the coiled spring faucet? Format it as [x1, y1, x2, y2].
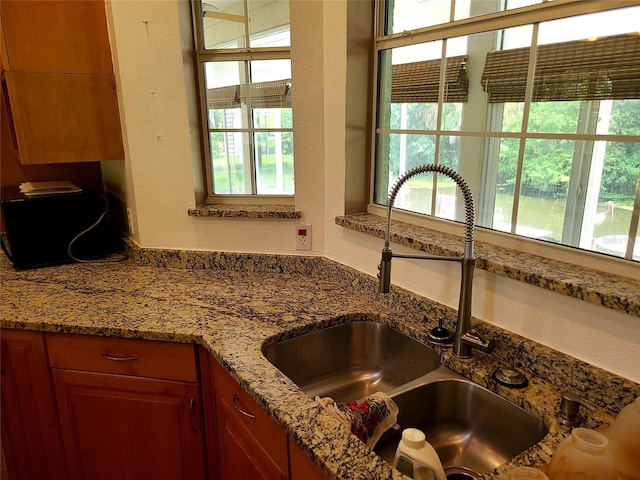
[378, 164, 495, 358]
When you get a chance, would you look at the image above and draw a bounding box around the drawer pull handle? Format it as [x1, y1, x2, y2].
[232, 394, 256, 419]
[189, 398, 198, 433]
[101, 353, 138, 362]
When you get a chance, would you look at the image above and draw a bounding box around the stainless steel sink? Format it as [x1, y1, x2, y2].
[375, 377, 549, 479]
[264, 320, 547, 479]
[262, 320, 440, 402]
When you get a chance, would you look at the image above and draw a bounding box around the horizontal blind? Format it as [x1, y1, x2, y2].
[206, 79, 292, 109]
[481, 33, 640, 103]
[391, 55, 468, 103]
[206, 85, 239, 109]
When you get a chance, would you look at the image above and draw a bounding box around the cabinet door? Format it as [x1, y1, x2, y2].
[199, 347, 221, 480]
[0, 330, 67, 480]
[3, 71, 124, 164]
[213, 361, 288, 480]
[215, 392, 288, 480]
[0, 0, 114, 74]
[53, 369, 207, 480]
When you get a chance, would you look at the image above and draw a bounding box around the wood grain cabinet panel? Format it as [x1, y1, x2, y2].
[52, 369, 207, 480]
[0, 329, 68, 480]
[289, 437, 328, 480]
[48, 334, 207, 480]
[0, 0, 124, 166]
[213, 360, 288, 480]
[3, 71, 125, 164]
[46, 332, 197, 381]
[0, 0, 114, 74]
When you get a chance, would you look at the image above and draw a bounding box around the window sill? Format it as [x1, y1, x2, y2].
[336, 212, 640, 318]
[188, 204, 301, 219]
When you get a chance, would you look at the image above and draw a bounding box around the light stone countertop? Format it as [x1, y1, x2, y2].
[1, 245, 639, 480]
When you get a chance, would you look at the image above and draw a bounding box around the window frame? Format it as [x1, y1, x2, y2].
[370, 0, 640, 268]
[191, 0, 294, 203]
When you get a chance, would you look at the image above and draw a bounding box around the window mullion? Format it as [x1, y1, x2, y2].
[626, 179, 640, 260]
[563, 101, 600, 248]
[509, 22, 539, 235]
[241, 60, 256, 194]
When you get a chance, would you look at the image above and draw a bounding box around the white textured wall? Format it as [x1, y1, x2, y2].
[105, 0, 640, 383]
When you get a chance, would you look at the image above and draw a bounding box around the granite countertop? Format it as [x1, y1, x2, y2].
[2, 247, 639, 480]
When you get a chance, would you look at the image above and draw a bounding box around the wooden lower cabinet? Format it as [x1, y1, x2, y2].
[212, 360, 289, 480]
[289, 437, 328, 480]
[52, 369, 206, 480]
[1, 331, 329, 480]
[0, 330, 67, 480]
[46, 333, 207, 480]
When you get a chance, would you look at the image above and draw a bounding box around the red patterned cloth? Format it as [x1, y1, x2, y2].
[316, 392, 399, 448]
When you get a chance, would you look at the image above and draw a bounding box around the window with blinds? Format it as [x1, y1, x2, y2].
[373, 1, 640, 263]
[391, 56, 468, 103]
[206, 79, 293, 110]
[481, 33, 640, 103]
[193, 1, 293, 197]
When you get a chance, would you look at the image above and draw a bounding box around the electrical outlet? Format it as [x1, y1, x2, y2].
[296, 224, 312, 251]
[127, 208, 135, 235]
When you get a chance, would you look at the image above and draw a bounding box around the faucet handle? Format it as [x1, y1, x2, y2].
[460, 328, 496, 354]
[557, 391, 597, 426]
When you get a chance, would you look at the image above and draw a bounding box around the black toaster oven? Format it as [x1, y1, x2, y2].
[0, 186, 120, 269]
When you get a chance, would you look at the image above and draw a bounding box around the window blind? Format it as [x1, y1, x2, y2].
[391, 55, 468, 103]
[206, 79, 292, 109]
[481, 33, 640, 103]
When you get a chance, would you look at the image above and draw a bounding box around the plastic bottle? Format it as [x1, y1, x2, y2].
[509, 466, 549, 480]
[546, 428, 617, 480]
[392, 428, 446, 480]
[602, 397, 640, 480]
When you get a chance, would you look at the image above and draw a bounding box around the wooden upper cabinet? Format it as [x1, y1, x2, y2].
[0, 0, 125, 165]
[4, 71, 125, 164]
[0, 0, 114, 74]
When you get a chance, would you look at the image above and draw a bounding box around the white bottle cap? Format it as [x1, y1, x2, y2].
[402, 428, 427, 449]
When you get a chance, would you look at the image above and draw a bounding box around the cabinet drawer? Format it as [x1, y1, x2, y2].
[213, 360, 288, 473]
[46, 333, 197, 382]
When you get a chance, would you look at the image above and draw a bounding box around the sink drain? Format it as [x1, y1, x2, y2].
[445, 466, 484, 480]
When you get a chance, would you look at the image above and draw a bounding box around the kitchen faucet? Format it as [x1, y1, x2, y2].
[377, 164, 495, 358]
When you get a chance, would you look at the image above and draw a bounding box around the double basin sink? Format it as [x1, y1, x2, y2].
[263, 320, 548, 480]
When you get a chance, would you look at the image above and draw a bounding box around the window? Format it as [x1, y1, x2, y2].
[193, 0, 293, 198]
[373, 0, 640, 262]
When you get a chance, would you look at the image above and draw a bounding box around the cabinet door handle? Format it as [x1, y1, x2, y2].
[232, 394, 256, 419]
[189, 398, 198, 433]
[101, 353, 138, 361]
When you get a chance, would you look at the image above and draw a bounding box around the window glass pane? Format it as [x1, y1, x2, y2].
[527, 101, 580, 134]
[250, 59, 291, 84]
[492, 137, 519, 232]
[590, 107, 640, 260]
[201, 0, 290, 49]
[495, 103, 524, 133]
[255, 132, 294, 195]
[374, 133, 437, 205]
[384, 0, 454, 35]
[248, 0, 290, 47]
[382, 0, 544, 35]
[538, 7, 640, 45]
[210, 131, 251, 194]
[201, 0, 246, 49]
[501, 24, 533, 49]
[515, 138, 573, 242]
